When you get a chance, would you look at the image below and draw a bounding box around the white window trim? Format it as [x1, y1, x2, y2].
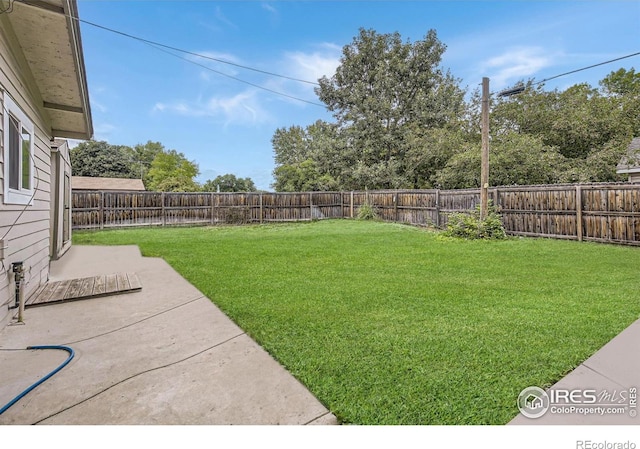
[3, 94, 35, 206]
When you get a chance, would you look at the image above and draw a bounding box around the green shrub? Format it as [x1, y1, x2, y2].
[224, 207, 250, 225]
[357, 202, 378, 220]
[443, 204, 506, 240]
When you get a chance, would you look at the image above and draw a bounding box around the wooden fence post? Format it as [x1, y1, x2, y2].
[161, 192, 166, 227]
[350, 191, 354, 218]
[99, 191, 104, 230]
[309, 192, 313, 220]
[394, 193, 398, 222]
[435, 189, 440, 228]
[576, 184, 583, 241]
[210, 192, 215, 225]
[259, 192, 263, 224]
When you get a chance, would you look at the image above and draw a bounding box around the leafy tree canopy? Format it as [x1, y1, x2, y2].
[131, 141, 165, 184]
[145, 149, 200, 192]
[274, 29, 466, 191]
[202, 174, 257, 192]
[70, 140, 137, 179]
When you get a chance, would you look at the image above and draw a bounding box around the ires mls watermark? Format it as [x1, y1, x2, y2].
[517, 386, 637, 419]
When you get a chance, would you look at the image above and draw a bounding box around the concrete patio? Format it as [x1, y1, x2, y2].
[0, 245, 337, 425]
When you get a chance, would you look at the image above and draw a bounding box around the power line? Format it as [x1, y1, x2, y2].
[533, 51, 640, 86]
[15, 0, 325, 107]
[76, 17, 320, 86]
[146, 42, 326, 107]
[496, 51, 640, 96]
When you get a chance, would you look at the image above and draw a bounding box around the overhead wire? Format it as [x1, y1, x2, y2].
[532, 51, 640, 86]
[495, 51, 640, 96]
[15, 0, 325, 107]
[145, 41, 326, 107]
[76, 16, 320, 86]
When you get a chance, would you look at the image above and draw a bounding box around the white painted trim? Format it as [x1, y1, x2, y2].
[3, 93, 34, 205]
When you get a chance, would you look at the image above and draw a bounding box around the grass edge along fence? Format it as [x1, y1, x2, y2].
[72, 182, 640, 246]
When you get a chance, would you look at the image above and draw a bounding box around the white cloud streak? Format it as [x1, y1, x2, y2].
[480, 47, 554, 88]
[153, 89, 272, 126]
[284, 43, 342, 85]
[261, 2, 277, 14]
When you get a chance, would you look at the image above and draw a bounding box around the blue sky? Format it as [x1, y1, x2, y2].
[76, 1, 640, 190]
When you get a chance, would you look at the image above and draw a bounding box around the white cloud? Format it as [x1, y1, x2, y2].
[156, 44, 340, 119]
[186, 50, 242, 79]
[261, 2, 277, 14]
[93, 122, 117, 140]
[215, 6, 237, 29]
[480, 47, 554, 88]
[284, 43, 342, 85]
[206, 91, 264, 123]
[152, 90, 273, 126]
[256, 43, 342, 107]
[90, 99, 107, 113]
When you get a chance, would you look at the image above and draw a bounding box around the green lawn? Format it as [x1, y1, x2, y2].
[74, 220, 640, 424]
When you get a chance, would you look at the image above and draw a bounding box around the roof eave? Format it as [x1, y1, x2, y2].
[8, 0, 93, 140]
[63, 0, 93, 139]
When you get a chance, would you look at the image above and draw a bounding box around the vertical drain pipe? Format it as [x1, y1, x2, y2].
[11, 262, 25, 322]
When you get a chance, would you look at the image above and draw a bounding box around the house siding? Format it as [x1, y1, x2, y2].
[0, 18, 55, 326]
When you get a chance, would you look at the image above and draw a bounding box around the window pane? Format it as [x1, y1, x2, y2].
[21, 128, 31, 190]
[8, 115, 19, 190]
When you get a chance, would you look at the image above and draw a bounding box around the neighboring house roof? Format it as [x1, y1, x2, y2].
[3, 0, 93, 139]
[72, 177, 146, 191]
[616, 137, 640, 174]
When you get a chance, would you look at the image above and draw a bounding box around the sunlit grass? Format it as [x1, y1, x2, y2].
[74, 220, 640, 424]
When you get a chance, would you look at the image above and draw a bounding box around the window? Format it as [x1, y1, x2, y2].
[3, 95, 34, 205]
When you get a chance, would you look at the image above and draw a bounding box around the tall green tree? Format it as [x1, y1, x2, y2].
[314, 28, 466, 189]
[436, 133, 567, 188]
[146, 149, 200, 192]
[600, 68, 640, 97]
[272, 29, 466, 191]
[490, 73, 636, 183]
[600, 68, 640, 137]
[271, 120, 340, 191]
[131, 141, 165, 184]
[70, 140, 136, 178]
[202, 174, 257, 192]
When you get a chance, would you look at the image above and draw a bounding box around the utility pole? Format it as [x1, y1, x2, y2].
[480, 77, 490, 220]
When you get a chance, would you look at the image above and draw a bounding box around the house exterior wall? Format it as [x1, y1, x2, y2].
[0, 17, 54, 326]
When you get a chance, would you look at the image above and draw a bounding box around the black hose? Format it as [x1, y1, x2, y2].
[0, 345, 75, 416]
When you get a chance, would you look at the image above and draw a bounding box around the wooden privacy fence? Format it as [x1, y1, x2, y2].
[72, 182, 640, 246]
[72, 191, 344, 228]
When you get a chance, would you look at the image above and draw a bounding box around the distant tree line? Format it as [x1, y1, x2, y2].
[70, 140, 257, 192]
[271, 28, 640, 191]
